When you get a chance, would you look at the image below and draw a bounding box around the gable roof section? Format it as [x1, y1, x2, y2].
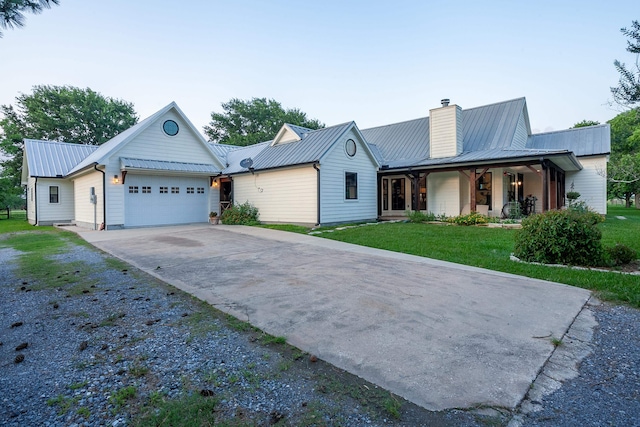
[271, 123, 314, 145]
[462, 97, 527, 152]
[67, 102, 223, 175]
[361, 98, 528, 165]
[527, 124, 611, 157]
[24, 139, 99, 177]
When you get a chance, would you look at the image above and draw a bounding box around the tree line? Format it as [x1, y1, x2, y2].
[1, 20, 639, 209]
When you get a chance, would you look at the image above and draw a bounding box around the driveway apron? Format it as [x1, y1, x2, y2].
[77, 224, 591, 411]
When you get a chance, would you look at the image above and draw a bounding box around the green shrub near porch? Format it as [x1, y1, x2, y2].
[220, 202, 260, 225]
[513, 209, 605, 266]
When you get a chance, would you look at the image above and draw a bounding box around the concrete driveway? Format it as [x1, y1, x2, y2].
[77, 224, 591, 411]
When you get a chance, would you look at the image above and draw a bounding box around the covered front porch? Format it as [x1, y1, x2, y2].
[377, 152, 581, 219]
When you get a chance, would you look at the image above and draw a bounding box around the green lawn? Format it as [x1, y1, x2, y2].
[0, 210, 35, 233]
[320, 206, 640, 307]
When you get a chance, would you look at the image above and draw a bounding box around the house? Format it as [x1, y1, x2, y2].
[21, 97, 610, 229]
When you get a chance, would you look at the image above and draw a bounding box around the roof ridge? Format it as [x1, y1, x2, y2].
[361, 116, 427, 132]
[531, 123, 610, 137]
[25, 138, 96, 147]
[462, 97, 526, 113]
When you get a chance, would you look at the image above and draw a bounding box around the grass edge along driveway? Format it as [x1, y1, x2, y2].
[315, 206, 640, 308]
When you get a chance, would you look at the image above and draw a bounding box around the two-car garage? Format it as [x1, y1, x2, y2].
[124, 174, 210, 227]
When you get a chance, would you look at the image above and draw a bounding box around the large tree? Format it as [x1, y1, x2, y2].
[0, 84, 138, 190]
[204, 97, 324, 146]
[0, 0, 59, 37]
[606, 108, 640, 207]
[611, 20, 640, 107]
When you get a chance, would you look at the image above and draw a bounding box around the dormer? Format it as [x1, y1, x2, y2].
[271, 123, 312, 146]
[429, 99, 463, 159]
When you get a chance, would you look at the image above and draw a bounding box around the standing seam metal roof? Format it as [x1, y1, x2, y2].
[231, 122, 355, 172]
[120, 157, 220, 173]
[527, 124, 611, 156]
[24, 139, 99, 177]
[360, 98, 528, 164]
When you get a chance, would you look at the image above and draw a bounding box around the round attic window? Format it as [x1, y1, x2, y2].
[162, 120, 179, 136]
[345, 139, 356, 157]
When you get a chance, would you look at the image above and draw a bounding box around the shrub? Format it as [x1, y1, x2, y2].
[220, 202, 260, 225]
[449, 212, 489, 226]
[606, 243, 637, 266]
[513, 209, 605, 266]
[406, 210, 437, 223]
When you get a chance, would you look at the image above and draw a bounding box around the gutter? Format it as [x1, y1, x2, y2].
[94, 164, 106, 230]
[313, 163, 320, 226]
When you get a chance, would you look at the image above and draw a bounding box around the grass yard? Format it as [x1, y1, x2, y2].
[319, 206, 640, 308]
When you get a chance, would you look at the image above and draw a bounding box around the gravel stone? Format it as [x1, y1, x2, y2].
[2, 236, 638, 426]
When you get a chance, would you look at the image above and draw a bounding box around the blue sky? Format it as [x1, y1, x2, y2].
[0, 0, 636, 136]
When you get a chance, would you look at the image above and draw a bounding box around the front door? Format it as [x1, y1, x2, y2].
[391, 178, 405, 210]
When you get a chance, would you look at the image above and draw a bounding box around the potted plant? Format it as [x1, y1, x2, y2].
[209, 211, 219, 224]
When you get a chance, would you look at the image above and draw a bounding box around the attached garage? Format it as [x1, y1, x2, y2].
[124, 174, 210, 227]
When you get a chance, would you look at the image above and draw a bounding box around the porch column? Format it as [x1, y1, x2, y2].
[377, 174, 382, 217]
[470, 169, 477, 212]
[541, 161, 548, 212]
[412, 174, 420, 212]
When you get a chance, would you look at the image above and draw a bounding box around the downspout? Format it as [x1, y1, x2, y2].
[94, 165, 106, 230]
[34, 177, 38, 226]
[313, 163, 320, 226]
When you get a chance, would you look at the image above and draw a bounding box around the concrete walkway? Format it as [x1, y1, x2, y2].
[76, 224, 591, 411]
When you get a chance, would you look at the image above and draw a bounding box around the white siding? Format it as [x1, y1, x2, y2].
[104, 111, 221, 226]
[115, 112, 219, 165]
[459, 172, 470, 214]
[73, 172, 104, 230]
[427, 172, 460, 217]
[233, 166, 317, 224]
[429, 105, 463, 159]
[35, 178, 74, 225]
[567, 156, 608, 214]
[320, 128, 378, 224]
[210, 186, 221, 215]
[27, 177, 36, 224]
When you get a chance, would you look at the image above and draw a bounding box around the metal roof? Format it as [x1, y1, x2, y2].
[120, 157, 220, 174]
[527, 124, 611, 156]
[209, 143, 242, 163]
[223, 141, 271, 174]
[462, 98, 526, 151]
[286, 123, 314, 138]
[361, 117, 430, 164]
[361, 98, 528, 164]
[24, 139, 99, 177]
[386, 148, 582, 172]
[226, 122, 355, 173]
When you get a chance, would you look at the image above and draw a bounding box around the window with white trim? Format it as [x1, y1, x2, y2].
[142, 186, 151, 194]
[49, 186, 59, 203]
[187, 187, 194, 194]
[345, 172, 357, 200]
[128, 186, 139, 194]
[171, 187, 179, 194]
[197, 187, 205, 194]
[159, 186, 168, 194]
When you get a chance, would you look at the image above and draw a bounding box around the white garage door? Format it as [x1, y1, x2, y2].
[124, 174, 209, 227]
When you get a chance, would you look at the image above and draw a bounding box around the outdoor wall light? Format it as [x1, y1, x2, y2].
[211, 178, 219, 188]
[113, 175, 119, 184]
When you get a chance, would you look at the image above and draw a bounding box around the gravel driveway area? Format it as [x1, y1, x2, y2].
[1, 231, 639, 426]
